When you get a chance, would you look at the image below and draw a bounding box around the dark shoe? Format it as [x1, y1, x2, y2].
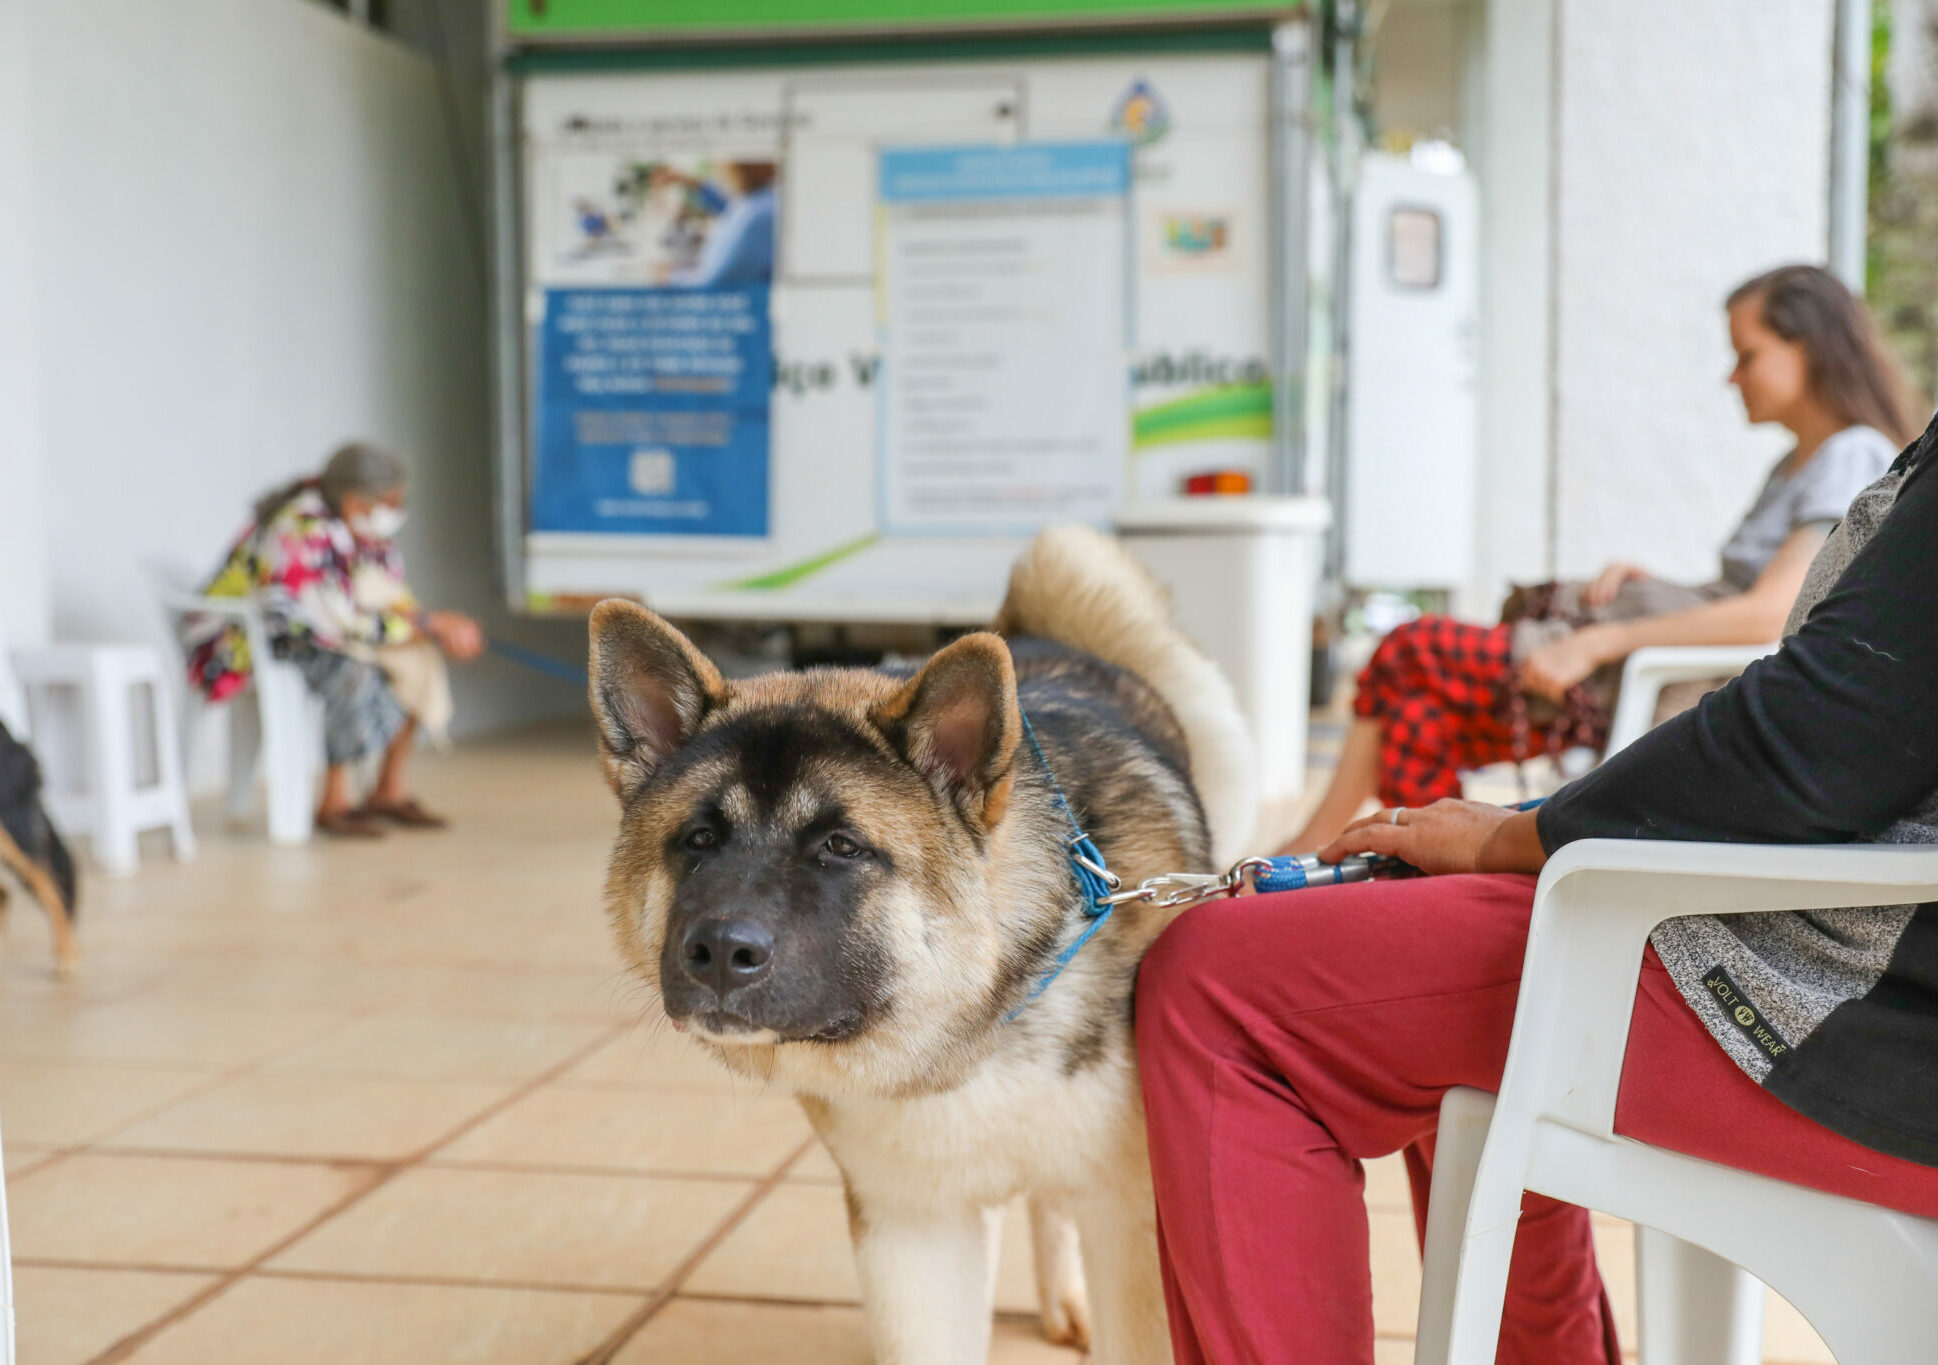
[355, 798, 449, 831]
[316, 809, 387, 839]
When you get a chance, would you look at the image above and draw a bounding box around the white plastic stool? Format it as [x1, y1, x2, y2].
[10, 645, 197, 876]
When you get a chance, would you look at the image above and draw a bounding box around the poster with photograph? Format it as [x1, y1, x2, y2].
[529, 157, 777, 538]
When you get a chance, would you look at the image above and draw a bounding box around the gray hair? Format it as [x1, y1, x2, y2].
[251, 441, 408, 528]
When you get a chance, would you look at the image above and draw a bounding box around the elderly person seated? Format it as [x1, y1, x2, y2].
[187, 442, 483, 838]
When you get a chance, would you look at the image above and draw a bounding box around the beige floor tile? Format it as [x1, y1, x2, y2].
[141, 958, 421, 1012]
[789, 1138, 844, 1184]
[0, 1060, 219, 1145]
[391, 964, 635, 1022]
[9, 1153, 372, 1267]
[1593, 1218, 1638, 1345]
[614, 1299, 1078, 1365]
[263, 1010, 613, 1084]
[1370, 1206, 1422, 1337]
[680, 1183, 1066, 1310]
[271, 1165, 750, 1289]
[1364, 1151, 1413, 1213]
[1375, 1337, 1416, 1365]
[0, 950, 165, 1005]
[106, 1071, 511, 1161]
[118, 1275, 643, 1365]
[678, 1186, 1076, 1318]
[437, 1084, 810, 1177]
[1763, 1291, 1835, 1364]
[1, 996, 350, 1068]
[12, 1265, 218, 1365]
[683, 1183, 861, 1303]
[5, 1142, 57, 1176]
[559, 1025, 767, 1095]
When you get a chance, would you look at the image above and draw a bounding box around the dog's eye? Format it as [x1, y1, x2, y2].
[824, 833, 864, 859]
[684, 828, 720, 851]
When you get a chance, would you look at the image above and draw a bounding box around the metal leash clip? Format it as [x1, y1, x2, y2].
[1099, 856, 1279, 910]
[1099, 852, 1415, 910]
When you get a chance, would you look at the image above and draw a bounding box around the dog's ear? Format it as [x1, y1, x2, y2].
[873, 632, 1020, 830]
[587, 600, 728, 800]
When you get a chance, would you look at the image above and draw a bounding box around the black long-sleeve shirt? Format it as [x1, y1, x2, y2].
[1536, 424, 1938, 1166]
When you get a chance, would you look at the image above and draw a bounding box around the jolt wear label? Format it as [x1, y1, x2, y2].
[1703, 965, 1793, 1060]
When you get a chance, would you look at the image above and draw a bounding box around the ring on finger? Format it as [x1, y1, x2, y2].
[1389, 808, 1404, 826]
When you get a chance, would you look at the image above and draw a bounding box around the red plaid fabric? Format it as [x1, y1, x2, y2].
[1353, 616, 1566, 807]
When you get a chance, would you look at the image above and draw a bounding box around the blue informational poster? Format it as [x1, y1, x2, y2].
[530, 285, 772, 537]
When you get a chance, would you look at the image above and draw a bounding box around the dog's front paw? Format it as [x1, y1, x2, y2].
[1040, 1285, 1092, 1350]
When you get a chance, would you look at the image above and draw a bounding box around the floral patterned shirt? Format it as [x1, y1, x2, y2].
[187, 486, 418, 700]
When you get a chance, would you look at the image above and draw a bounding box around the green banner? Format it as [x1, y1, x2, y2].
[507, 0, 1298, 39]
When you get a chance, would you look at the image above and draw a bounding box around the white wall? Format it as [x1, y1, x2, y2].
[1549, 0, 1834, 580]
[0, 0, 51, 655]
[17, 0, 585, 739]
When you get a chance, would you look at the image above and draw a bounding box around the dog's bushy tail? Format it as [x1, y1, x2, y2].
[996, 525, 1257, 865]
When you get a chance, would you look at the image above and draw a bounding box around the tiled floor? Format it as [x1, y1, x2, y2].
[0, 720, 1833, 1362]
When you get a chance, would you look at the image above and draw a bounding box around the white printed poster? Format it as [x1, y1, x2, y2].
[878, 143, 1131, 534]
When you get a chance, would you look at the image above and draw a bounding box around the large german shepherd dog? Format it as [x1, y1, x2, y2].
[589, 527, 1253, 1363]
[0, 721, 80, 976]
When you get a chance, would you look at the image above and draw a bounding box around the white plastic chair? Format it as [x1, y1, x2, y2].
[1415, 838, 1938, 1365]
[142, 557, 322, 846]
[1605, 645, 1778, 756]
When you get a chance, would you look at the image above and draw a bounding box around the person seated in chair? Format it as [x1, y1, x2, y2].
[187, 442, 484, 838]
[1139, 402, 1938, 1364]
[1286, 264, 1920, 852]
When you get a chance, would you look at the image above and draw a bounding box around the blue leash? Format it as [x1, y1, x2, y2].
[1006, 710, 1122, 1022]
[488, 637, 589, 687]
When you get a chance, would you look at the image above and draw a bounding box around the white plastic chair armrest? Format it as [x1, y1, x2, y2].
[1499, 839, 1938, 1140]
[1621, 644, 1779, 684]
[154, 592, 279, 674]
[1605, 644, 1779, 756]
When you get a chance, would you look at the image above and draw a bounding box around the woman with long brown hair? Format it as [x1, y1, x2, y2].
[1285, 263, 1922, 851]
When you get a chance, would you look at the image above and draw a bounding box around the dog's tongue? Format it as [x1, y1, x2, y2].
[671, 1019, 688, 1034]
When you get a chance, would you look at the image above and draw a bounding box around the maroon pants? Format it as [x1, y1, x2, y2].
[1134, 875, 1938, 1365]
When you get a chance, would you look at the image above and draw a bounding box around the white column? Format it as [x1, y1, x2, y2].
[1467, 0, 1558, 618]
[1548, 0, 1835, 581]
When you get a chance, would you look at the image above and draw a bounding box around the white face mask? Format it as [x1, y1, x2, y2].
[348, 504, 407, 541]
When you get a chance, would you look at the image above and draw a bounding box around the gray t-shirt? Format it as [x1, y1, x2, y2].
[1715, 424, 1898, 590]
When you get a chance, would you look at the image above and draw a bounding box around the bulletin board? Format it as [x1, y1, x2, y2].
[497, 28, 1315, 622]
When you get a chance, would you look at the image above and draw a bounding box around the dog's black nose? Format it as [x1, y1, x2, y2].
[681, 918, 774, 996]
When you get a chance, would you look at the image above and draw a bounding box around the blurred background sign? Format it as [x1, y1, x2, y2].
[504, 0, 1304, 40]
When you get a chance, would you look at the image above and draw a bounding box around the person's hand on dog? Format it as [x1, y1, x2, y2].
[1316, 800, 1548, 877]
[1585, 561, 1645, 608]
[1520, 624, 1620, 703]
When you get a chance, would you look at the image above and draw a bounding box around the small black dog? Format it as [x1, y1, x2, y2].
[0, 721, 79, 976]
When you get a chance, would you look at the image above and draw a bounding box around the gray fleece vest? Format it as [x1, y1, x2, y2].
[1650, 466, 1938, 1081]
